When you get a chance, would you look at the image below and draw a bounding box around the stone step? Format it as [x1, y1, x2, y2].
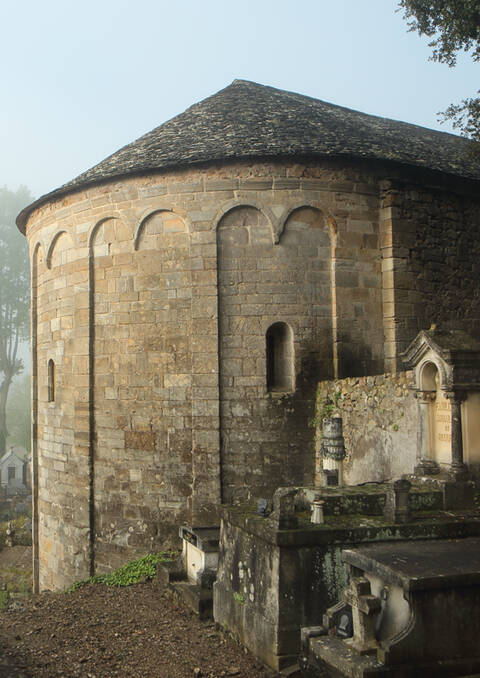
[171, 581, 213, 619]
[155, 558, 187, 589]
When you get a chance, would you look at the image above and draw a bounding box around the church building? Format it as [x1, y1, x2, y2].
[16, 80, 480, 591]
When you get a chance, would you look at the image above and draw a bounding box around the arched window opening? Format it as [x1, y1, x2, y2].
[266, 322, 294, 392]
[48, 359, 55, 402]
[420, 361, 438, 391]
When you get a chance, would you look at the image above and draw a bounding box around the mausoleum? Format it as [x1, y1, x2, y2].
[16, 80, 480, 591]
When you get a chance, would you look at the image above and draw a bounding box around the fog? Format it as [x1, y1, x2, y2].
[1, 0, 478, 200]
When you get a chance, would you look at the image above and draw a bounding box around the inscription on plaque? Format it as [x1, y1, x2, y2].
[435, 399, 451, 442]
[432, 391, 451, 465]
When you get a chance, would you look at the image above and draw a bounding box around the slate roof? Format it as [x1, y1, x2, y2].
[17, 79, 480, 232]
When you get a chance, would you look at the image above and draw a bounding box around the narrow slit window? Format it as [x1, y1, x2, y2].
[266, 322, 294, 392]
[48, 359, 55, 402]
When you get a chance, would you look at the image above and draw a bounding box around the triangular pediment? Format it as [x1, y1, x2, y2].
[403, 329, 480, 369]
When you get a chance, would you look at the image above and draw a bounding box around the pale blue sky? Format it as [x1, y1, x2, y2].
[1, 0, 478, 200]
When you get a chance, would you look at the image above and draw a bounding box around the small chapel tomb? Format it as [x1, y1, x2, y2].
[403, 328, 480, 480]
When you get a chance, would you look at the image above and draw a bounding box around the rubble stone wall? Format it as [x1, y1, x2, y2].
[381, 182, 480, 367]
[315, 371, 419, 485]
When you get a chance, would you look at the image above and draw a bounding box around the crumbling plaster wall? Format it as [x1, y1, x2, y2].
[315, 371, 418, 485]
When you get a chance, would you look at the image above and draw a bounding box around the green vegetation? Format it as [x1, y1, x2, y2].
[0, 514, 32, 547]
[233, 592, 245, 605]
[0, 565, 32, 601]
[66, 552, 174, 592]
[399, 0, 480, 143]
[6, 374, 31, 451]
[0, 590, 9, 610]
[0, 186, 33, 457]
[312, 389, 342, 429]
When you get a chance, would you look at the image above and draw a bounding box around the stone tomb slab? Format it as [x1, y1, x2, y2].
[306, 538, 480, 677]
[343, 536, 480, 591]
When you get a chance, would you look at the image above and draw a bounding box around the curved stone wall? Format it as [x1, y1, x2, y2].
[25, 159, 402, 589]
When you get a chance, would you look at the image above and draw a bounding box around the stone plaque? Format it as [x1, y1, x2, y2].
[433, 390, 451, 466]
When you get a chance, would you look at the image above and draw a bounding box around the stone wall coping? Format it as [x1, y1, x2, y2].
[221, 505, 480, 547]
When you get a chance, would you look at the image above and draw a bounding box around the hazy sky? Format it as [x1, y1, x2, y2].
[1, 0, 478, 202]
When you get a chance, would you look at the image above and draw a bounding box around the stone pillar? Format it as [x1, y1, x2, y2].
[191, 227, 221, 527]
[414, 390, 439, 475]
[384, 478, 411, 523]
[311, 499, 325, 524]
[379, 180, 414, 373]
[445, 391, 468, 479]
[269, 487, 298, 529]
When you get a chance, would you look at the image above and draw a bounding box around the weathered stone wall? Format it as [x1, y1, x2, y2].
[90, 212, 195, 572]
[381, 181, 480, 368]
[25, 158, 480, 590]
[27, 159, 390, 590]
[33, 232, 91, 590]
[315, 371, 418, 485]
[218, 206, 333, 501]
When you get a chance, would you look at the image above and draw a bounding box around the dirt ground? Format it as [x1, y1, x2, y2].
[0, 580, 280, 678]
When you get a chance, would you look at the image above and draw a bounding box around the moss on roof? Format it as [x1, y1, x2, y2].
[17, 79, 480, 232]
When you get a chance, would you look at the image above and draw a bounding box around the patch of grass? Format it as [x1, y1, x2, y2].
[66, 552, 174, 592]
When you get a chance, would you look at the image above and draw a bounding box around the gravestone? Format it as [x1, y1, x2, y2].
[305, 538, 480, 677]
[179, 526, 220, 588]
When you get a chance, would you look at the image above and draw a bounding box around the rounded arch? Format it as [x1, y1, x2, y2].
[31, 240, 46, 269]
[46, 230, 69, 269]
[278, 204, 334, 244]
[265, 321, 295, 393]
[214, 200, 275, 243]
[418, 358, 447, 391]
[134, 208, 188, 250]
[88, 214, 121, 249]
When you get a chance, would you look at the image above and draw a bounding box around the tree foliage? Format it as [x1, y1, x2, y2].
[0, 186, 33, 457]
[399, 0, 480, 142]
[6, 374, 31, 453]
